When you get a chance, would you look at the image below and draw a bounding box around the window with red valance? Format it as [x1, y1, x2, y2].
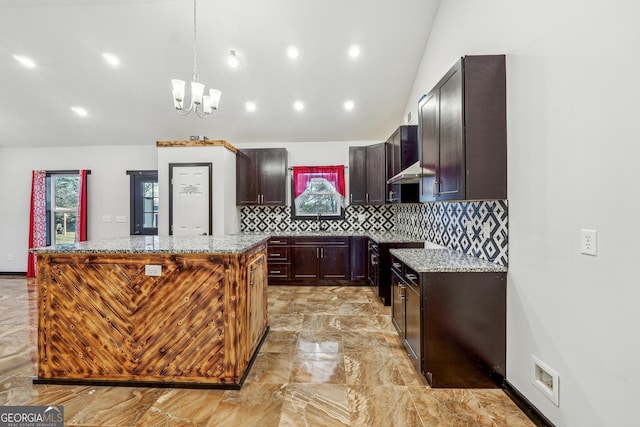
[292, 165, 345, 219]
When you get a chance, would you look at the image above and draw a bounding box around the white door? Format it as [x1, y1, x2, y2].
[171, 165, 211, 236]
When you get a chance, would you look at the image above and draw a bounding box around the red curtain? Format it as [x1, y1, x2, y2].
[292, 166, 346, 198]
[76, 169, 88, 242]
[27, 170, 47, 277]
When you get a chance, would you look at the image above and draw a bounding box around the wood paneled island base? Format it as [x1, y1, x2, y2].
[33, 236, 269, 389]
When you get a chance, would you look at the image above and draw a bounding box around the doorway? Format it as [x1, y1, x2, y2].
[169, 163, 212, 236]
[128, 170, 158, 235]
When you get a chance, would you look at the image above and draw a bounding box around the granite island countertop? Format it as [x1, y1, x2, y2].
[31, 234, 269, 255]
[390, 248, 507, 273]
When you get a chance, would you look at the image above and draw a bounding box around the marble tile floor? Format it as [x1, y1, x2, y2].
[0, 276, 534, 426]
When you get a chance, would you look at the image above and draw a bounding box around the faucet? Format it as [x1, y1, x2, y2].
[317, 213, 329, 231]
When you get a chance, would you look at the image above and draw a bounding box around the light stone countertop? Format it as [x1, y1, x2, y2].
[390, 248, 507, 273]
[31, 234, 269, 255]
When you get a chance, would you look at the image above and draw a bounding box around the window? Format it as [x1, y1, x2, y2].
[46, 174, 79, 245]
[128, 171, 158, 235]
[292, 166, 345, 219]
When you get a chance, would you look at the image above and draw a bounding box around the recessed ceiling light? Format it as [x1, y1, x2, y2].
[294, 101, 304, 111]
[245, 101, 257, 112]
[102, 52, 120, 67]
[286, 46, 299, 60]
[344, 100, 355, 111]
[13, 54, 36, 68]
[227, 50, 240, 68]
[348, 44, 361, 58]
[71, 106, 88, 117]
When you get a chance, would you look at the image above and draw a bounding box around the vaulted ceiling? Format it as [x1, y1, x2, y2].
[0, 0, 440, 147]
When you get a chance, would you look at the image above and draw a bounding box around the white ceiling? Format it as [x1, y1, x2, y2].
[0, 0, 440, 148]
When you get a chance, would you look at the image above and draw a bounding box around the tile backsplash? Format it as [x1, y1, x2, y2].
[240, 200, 508, 266]
[240, 205, 395, 232]
[394, 201, 508, 267]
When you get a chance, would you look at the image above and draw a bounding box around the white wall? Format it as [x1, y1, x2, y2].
[404, 1, 640, 425]
[0, 145, 157, 272]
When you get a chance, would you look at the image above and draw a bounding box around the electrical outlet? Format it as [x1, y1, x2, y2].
[465, 222, 474, 236]
[115, 215, 127, 223]
[482, 222, 492, 239]
[145, 265, 162, 276]
[531, 355, 559, 406]
[102, 215, 112, 223]
[580, 229, 597, 256]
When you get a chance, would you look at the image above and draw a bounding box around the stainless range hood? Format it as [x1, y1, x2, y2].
[387, 161, 435, 184]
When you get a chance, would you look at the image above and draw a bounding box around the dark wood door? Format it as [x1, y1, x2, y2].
[419, 91, 439, 202]
[391, 268, 405, 337]
[236, 150, 259, 205]
[350, 237, 367, 281]
[366, 142, 387, 204]
[387, 128, 401, 203]
[349, 146, 367, 205]
[437, 59, 464, 200]
[291, 245, 320, 279]
[259, 148, 287, 205]
[320, 244, 349, 279]
[405, 281, 421, 371]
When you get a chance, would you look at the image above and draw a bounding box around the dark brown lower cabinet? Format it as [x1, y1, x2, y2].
[370, 239, 424, 306]
[291, 237, 349, 281]
[268, 236, 358, 285]
[391, 254, 506, 388]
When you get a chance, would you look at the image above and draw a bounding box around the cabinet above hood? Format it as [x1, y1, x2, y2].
[387, 161, 435, 184]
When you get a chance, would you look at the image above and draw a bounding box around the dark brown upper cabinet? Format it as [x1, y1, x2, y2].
[387, 125, 419, 203]
[349, 142, 387, 205]
[236, 148, 288, 206]
[419, 55, 507, 202]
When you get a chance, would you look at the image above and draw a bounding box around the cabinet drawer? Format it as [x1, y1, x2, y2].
[267, 263, 290, 279]
[268, 247, 290, 262]
[292, 236, 349, 246]
[268, 236, 290, 246]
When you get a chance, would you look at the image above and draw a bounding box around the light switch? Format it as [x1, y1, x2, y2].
[115, 215, 127, 223]
[102, 215, 112, 223]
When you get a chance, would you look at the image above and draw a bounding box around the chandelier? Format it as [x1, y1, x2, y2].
[171, 0, 222, 118]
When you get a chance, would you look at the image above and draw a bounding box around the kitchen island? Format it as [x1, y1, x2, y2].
[32, 235, 269, 389]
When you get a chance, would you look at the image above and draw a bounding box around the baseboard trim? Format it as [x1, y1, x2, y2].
[0, 272, 27, 276]
[503, 380, 555, 427]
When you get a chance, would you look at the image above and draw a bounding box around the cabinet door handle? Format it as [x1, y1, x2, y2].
[271, 253, 280, 257]
[405, 273, 418, 282]
[392, 262, 401, 269]
[321, 247, 324, 258]
[366, 193, 369, 203]
[270, 270, 281, 274]
[433, 180, 438, 195]
[316, 247, 320, 258]
[350, 194, 353, 204]
[399, 284, 406, 299]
